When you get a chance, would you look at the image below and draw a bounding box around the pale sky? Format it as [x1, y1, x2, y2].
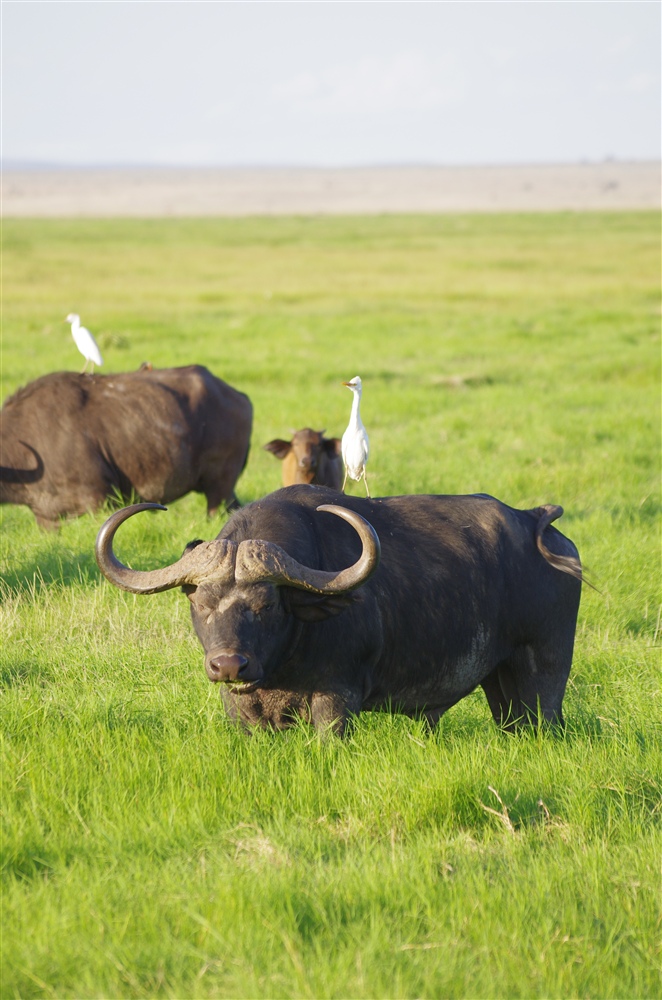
[2, 1, 660, 167]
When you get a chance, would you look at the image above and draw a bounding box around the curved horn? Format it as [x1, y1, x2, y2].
[234, 503, 380, 594]
[0, 442, 44, 484]
[95, 503, 237, 594]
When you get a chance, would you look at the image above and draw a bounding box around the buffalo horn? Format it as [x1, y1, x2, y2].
[233, 504, 381, 594]
[0, 442, 44, 484]
[95, 503, 238, 594]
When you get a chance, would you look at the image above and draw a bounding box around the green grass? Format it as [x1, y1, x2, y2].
[1, 213, 660, 999]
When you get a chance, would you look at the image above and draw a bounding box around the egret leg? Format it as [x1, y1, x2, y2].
[362, 470, 370, 498]
[341, 469, 348, 493]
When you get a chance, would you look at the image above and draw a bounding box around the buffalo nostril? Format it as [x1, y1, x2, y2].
[207, 653, 249, 681]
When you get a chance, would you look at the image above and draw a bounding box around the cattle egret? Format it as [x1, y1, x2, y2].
[341, 375, 370, 497]
[66, 313, 103, 373]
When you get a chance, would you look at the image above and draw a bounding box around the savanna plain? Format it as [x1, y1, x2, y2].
[1, 213, 660, 999]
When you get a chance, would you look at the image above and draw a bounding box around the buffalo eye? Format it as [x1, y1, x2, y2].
[183, 589, 213, 616]
[281, 588, 355, 621]
[250, 599, 277, 621]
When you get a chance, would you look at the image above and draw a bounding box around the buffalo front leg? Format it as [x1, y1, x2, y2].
[310, 688, 362, 736]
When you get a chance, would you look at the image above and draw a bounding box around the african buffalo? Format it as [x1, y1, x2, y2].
[96, 485, 585, 734]
[1, 365, 252, 529]
[263, 429, 342, 489]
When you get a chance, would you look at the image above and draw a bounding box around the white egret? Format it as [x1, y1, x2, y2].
[66, 313, 103, 373]
[341, 375, 370, 497]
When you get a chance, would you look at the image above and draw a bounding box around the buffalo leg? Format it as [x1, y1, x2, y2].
[509, 641, 572, 728]
[484, 641, 572, 730]
[310, 689, 361, 736]
[205, 492, 241, 517]
[200, 455, 248, 516]
[203, 485, 232, 518]
[34, 513, 61, 531]
[423, 707, 446, 728]
[481, 664, 523, 732]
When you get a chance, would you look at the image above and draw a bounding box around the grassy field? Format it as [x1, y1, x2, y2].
[1, 213, 660, 999]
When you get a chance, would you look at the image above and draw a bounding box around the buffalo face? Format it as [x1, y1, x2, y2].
[183, 574, 295, 691]
[264, 429, 342, 488]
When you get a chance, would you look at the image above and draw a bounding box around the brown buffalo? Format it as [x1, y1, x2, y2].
[264, 429, 342, 489]
[1, 365, 252, 529]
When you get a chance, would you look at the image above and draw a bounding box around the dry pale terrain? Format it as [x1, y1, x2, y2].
[1, 161, 659, 216]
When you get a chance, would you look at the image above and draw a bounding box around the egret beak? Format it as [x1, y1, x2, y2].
[341, 381, 351, 387]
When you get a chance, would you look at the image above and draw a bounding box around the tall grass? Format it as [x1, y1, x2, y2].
[1, 213, 660, 998]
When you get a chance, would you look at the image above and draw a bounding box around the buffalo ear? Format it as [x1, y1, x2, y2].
[183, 539, 204, 554]
[323, 437, 342, 457]
[281, 588, 356, 622]
[263, 439, 292, 460]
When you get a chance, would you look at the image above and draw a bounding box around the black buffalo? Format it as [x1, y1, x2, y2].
[97, 486, 582, 732]
[1, 365, 252, 529]
[95, 485, 585, 734]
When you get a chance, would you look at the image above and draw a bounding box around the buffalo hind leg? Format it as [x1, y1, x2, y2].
[202, 482, 239, 518]
[481, 664, 523, 732]
[206, 493, 241, 517]
[200, 461, 246, 517]
[202, 441, 251, 517]
[510, 641, 572, 729]
[482, 641, 572, 731]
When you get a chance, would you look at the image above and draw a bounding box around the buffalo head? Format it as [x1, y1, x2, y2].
[95, 502, 380, 692]
[264, 429, 342, 489]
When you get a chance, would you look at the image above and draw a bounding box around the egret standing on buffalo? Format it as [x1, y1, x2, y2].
[66, 313, 103, 373]
[341, 375, 370, 497]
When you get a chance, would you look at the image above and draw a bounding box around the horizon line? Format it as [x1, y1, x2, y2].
[3, 156, 660, 172]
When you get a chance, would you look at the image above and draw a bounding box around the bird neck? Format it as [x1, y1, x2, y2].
[348, 391, 362, 425]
